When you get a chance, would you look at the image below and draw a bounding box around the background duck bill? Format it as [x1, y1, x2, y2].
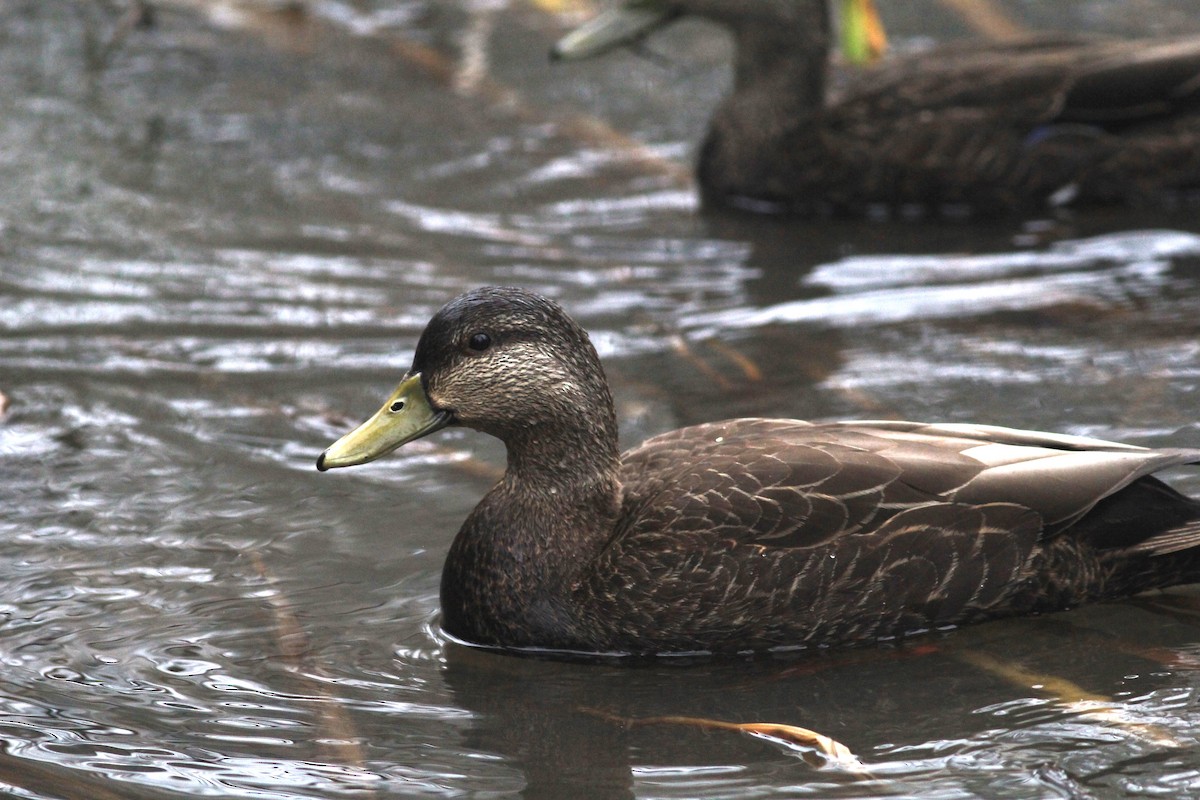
[551, 3, 673, 61]
[317, 373, 450, 470]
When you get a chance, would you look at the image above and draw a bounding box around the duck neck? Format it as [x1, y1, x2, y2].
[729, 8, 829, 118]
[503, 415, 621, 497]
[696, 1, 832, 206]
[496, 410, 624, 567]
[440, 406, 623, 648]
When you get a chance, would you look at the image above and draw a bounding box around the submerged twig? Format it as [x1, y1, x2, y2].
[455, 1, 498, 96]
[758, 642, 942, 684]
[248, 552, 380, 793]
[831, 386, 901, 419]
[670, 334, 733, 390]
[952, 648, 1181, 747]
[582, 707, 865, 771]
[526, 0, 594, 15]
[704, 338, 764, 383]
[934, 0, 1027, 40]
[85, 0, 156, 73]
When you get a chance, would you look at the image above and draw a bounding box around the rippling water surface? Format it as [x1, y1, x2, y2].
[4, 1, 1200, 797]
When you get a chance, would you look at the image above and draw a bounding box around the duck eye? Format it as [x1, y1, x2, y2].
[467, 332, 492, 352]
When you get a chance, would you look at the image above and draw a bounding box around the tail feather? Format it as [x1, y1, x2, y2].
[1123, 520, 1200, 557]
[1068, 475, 1200, 552]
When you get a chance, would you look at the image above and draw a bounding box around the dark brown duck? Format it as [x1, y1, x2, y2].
[551, 0, 1200, 216]
[318, 287, 1200, 656]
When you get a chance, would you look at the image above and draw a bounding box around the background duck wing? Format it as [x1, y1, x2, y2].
[827, 35, 1200, 203]
[842, 35, 1200, 127]
[1059, 38, 1200, 125]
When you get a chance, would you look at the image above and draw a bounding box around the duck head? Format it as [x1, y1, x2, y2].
[317, 287, 619, 473]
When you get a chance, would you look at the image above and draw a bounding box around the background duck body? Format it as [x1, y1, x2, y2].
[320, 288, 1200, 657]
[554, 1, 1200, 216]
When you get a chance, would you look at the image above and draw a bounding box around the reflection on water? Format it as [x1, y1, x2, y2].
[2, 0, 1200, 797]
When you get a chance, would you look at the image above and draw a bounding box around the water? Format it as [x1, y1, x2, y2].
[3, 0, 1200, 796]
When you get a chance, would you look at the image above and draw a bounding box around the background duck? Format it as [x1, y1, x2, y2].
[318, 287, 1200, 657]
[551, 0, 1200, 216]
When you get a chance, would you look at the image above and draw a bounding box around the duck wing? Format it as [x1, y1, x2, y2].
[596, 420, 1200, 650]
[842, 421, 1200, 536]
[616, 419, 1200, 551]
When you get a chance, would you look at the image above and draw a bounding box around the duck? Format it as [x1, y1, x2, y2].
[550, 0, 1200, 216]
[317, 287, 1200, 656]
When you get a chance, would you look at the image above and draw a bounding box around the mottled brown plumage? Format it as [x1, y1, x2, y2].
[319, 288, 1200, 656]
[552, 0, 1200, 216]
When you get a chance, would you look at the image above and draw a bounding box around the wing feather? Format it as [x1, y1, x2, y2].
[617, 418, 1200, 552]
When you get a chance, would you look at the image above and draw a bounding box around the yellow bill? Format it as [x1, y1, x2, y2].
[317, 373, 451, 471]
